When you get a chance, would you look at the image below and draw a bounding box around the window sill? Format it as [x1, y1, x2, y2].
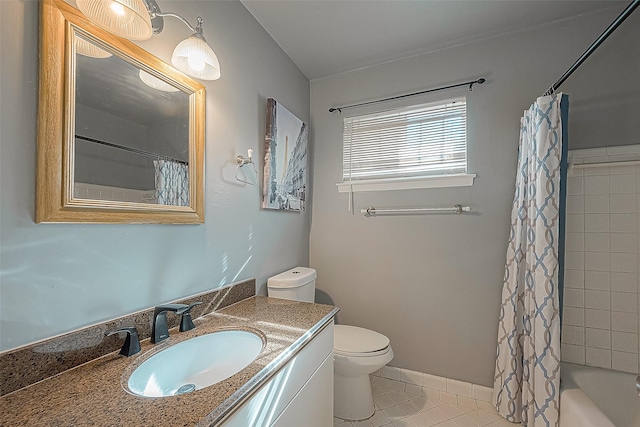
[336, 174, 476, 193]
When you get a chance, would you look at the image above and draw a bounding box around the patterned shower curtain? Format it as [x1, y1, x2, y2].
[154, 159, 189, 206]
[493, 94, 567, 427]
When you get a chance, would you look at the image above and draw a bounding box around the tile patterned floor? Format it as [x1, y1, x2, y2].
[333, 377, 521, 427]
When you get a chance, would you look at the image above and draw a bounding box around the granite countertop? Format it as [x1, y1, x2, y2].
[0, 296, 339, 427]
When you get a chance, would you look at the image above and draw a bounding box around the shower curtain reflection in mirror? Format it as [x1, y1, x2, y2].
[154, 160, 190, 206]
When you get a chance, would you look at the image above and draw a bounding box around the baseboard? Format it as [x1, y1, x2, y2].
[370, 365, 495, 411]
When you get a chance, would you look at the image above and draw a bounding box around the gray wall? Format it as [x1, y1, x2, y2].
[0, 0, 310, 351]
[309, 7, 637, 386]
[75, 105, 153, 189]
[561, 8, 640, 150]
[147, 116, 190, 162]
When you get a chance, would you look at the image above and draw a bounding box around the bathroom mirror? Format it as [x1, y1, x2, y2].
[37, 0, 205, 223]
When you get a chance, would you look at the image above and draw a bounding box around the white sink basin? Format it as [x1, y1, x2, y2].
[127, 330, 263, 397]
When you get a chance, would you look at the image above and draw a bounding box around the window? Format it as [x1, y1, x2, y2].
[338, 97, 475, 192]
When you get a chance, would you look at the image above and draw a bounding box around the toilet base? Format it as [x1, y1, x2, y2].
[333, 373, 375, 421]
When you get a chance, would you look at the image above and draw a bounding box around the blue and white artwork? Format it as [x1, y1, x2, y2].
[262, 98, 308, 212]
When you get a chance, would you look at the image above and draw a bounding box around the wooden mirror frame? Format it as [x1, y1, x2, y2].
[37, 0, 205, 224]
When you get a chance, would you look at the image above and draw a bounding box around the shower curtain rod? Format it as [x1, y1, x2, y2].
[543, 0, 638, 96]
[328, 78, 486, 113]
[75, 135, 188, 165]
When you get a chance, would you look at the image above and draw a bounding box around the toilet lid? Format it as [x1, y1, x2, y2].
[334, 325, 390, 354]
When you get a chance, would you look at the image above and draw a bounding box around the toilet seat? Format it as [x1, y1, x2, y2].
[334, 325, 390, 357]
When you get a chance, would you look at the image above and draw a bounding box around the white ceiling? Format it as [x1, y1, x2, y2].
[241, 0, 626, 80]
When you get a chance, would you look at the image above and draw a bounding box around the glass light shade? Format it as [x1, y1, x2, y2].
[75, 37, 112, 58]
[139, 70, 180, 92]
[76, 0, 153, 40]
[171, 36, 221, 81]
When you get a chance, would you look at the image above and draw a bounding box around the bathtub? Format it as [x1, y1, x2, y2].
[560, 362, 640, 427]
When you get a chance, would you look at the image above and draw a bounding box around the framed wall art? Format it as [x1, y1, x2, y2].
[262, 98, 308, 212]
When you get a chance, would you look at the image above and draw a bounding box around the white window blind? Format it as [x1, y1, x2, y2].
[342, 98, 467, 182]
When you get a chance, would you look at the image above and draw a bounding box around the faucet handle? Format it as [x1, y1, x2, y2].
[105, 326, 141, 357]
[179, 302, 203, 332]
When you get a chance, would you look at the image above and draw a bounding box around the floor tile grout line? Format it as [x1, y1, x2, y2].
[334, 379, 520, 427]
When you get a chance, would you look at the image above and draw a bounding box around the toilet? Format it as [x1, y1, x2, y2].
[267, 267, 394, 421]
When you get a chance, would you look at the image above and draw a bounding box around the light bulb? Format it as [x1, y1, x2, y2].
[187, 54, 206, 72]
[110, 1, 126, 16]
[172, 35, 221, 80]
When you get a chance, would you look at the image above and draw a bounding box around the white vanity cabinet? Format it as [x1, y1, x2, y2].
[221, 321, 334, 427]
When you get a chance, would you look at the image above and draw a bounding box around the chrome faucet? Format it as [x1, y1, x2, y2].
[151, 302, 202, 343]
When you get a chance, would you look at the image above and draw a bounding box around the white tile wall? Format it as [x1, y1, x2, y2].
[563, 289, 584, 308]
[585, 308, 610, 329]
[585, 290, 609, 310]
[585, 328, 609, 349]
[74, 182, 154, 203]
[562, 146, 640, 374]
[564, 269, 584, 289]
[561, 343, 585, 364]
[584, 270, 610, 290]
[562, 325, 585, 345]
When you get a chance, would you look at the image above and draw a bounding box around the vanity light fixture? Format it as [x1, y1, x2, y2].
[75, 35, 112, 58]
[170, 17, 221, 81]
[138, 69, 180, 92]
[76, 0, 221, 81]
[76, 0, 153, 40]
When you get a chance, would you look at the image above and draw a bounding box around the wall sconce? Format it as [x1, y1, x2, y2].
[75, 0, 221, 80]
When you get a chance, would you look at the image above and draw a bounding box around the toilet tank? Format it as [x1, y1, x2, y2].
[267, 267, 317, 303]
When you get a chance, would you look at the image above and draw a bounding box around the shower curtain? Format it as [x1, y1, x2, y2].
[493, 94, 567, 427]
[154, 159, 189, 206]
